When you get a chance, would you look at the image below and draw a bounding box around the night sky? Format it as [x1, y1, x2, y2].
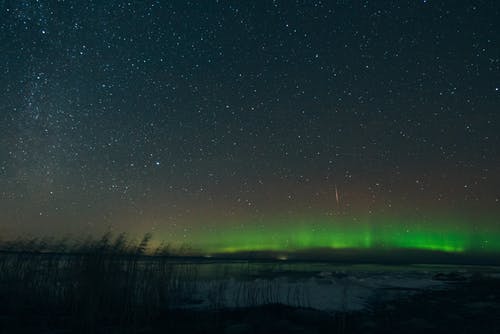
[1, 1, 500, 255]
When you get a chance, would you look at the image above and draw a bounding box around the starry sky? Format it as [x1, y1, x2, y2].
[1, 1, 499, 255]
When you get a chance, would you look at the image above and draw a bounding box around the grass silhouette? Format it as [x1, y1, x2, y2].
[0, 233, 199, 333]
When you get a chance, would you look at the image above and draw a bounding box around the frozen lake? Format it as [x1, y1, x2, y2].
[167, 261, 500, 311]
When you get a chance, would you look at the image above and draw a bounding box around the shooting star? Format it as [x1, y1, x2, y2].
[335, 183, 340, 206]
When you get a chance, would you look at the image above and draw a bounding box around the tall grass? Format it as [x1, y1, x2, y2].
[0, 233, 198, 333]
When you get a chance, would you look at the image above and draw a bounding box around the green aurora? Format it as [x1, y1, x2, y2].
[183, 215, 500, 256]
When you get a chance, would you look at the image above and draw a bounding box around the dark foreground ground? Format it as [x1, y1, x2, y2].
[2, 275, 500, 334]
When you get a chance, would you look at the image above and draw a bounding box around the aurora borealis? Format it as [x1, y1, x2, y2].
[184, 214, 500, 255]
[1, 1, 500, 262]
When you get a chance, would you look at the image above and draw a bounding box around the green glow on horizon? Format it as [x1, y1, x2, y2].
[178, 215, 500, 255]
